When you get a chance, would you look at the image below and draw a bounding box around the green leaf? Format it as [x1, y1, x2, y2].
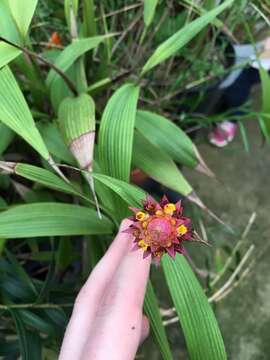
[92, 173, 146, 207]
[0, 0, 23, 66]
[144, 0, 159, 27]
[20, 310, 59, 336]
[136, 110, 196, 168]
[9, 310, 41, 360]
[0, 1, 21, 43]
[0, 238, 7, 255]
[98, 83, 140, 181]
[9, 309, 32, 360]
[11, 162, 82, 198]
[0, 340, 19, 356]
[0, 42, 21, 68]
[0, 203, 113, 238]
[133, 132, 192, 196]
[0, 123, 14, 155]
[37, 121, 76, 165]
[0, 66, 50, 160]
[56, 238, 76, 271]
[144, 281, 173, 360]
[46, 36, 112, 87]
[238, 121, 249, 152]
[5, 249, 38, 296]
[162, 254, 227, 360]
[141, 0, 234, 74]
[259, 67, 270, 136]
[6, 0, 38, 37]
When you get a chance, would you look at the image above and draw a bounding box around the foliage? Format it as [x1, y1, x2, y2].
[0, 0, 268, 359]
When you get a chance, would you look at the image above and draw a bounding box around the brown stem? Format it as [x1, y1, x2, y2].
[0, 36, 78, 96]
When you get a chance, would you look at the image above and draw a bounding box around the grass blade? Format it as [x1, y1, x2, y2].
[259, 67, 270, 137]
[144, 0, 159, 27]
[141, 0, 234, 74]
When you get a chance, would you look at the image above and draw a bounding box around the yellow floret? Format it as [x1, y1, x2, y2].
[164, 203, 176, 215]
[138, 240, 148, 251]
[136, 211, 146, 221]
[177, 224, 188, 236]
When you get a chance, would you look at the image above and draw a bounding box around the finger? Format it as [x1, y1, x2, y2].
[140, 315, 150, 344]
[59, 219, 133, 360]
[81, 237, 151, 360]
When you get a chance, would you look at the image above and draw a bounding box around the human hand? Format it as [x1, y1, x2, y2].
[59, 219, 151, 360]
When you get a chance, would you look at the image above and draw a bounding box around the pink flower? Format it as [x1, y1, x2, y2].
[123, 195, 194, 263]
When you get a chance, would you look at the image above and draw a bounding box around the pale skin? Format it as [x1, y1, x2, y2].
[59, 219, 151, 360]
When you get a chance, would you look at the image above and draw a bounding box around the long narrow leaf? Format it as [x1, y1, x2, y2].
[144, 0, 159, 27]
[259, 67, 270, 136]
[98, 83, 140, 181]
[133, 131, 192, 196]
[0, 203, 113, 238]
[0, 162, 83, 198]
[162, 254, 227, 360]
[141, 0, 234, 74]
[37, 121, 76, 165]
[0, 123, 14, 155]
[0, 66, 50, 160]
[9, 310, 42, 360]
[136, 110, 196, 167]
[46, 36, 113, 86]
[93, 173, 145, 207]
[136, 110, 213, 177]
[0, 42, 21, 68]
[6, 0, 38, 37]
[144, 281, 173, 360]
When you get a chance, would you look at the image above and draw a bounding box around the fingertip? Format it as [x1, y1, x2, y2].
[119, 218, 133, 231]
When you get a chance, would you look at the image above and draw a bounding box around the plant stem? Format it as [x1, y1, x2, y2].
[0, 303, 73, 310]
[0, 36, 78, 96]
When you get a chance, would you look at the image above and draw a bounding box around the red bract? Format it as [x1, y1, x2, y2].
[123, 195, 194, 264]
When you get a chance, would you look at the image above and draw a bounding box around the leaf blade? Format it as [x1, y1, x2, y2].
[46, 36, 112, 86]
[133, 132, 192, 196]
[93, 173, 145, 207]
[144, 0, 159, 27]
[141, 0, 234, 74]
[0, 203, 113, 238]
[98, 83, 140, 181]
[6, 0, 38, 37]
[162, 254, 227, 360]
[0, 66, 50, 160]
[144, 281, 173, 360]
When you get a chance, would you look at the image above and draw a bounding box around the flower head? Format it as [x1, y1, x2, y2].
[124, 195, 194, 263]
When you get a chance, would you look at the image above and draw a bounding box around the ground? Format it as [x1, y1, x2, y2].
[141, 89, 270, 359]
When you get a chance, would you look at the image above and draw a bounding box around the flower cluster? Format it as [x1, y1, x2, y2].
[124, 195, 194, 263]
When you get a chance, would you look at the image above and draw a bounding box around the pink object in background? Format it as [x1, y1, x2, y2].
[209, 121, 237, 148]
